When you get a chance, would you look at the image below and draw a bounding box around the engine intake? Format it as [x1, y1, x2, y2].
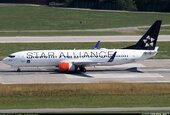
[59, 63, 76, 71]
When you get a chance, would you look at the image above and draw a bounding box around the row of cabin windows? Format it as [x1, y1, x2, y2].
[27, 55, 128, 59]
[116, 55, 128, 57]
[8, 54, 128, 59]
[27, 55, 109, 58]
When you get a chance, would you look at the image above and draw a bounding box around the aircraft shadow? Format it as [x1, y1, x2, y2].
[50, 69, 94, 78]
[87, 67, 143, 73]
[69, 73, 93, 78]
[49, 67, 143, 78]
[0, 67, 143, 78]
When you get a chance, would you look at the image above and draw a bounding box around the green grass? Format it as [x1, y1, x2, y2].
[0, 31, 169, 36]
[0, 95, 170, 109]
[0, 4, 169, 36]
[1, 82, 170, 110]
[0, 4, 170, 31]
[159, 31, 170, 35]
[161, 26, 170, 29]
[0, 42, 169, 60]
[0, 31, 137, 36]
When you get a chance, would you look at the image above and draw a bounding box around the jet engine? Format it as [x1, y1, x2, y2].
[59, 63, 76, 71]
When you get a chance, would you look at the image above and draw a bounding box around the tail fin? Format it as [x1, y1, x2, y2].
[124, 20, 162, 50]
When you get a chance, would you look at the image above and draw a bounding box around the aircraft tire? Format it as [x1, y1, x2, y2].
[17, 68, 21, 72]
[80, 66, 86, 73]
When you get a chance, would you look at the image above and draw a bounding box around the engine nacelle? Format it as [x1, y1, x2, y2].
[59, 63, 76, 71]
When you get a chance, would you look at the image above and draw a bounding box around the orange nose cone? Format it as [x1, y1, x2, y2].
[59, 63, 69, 71]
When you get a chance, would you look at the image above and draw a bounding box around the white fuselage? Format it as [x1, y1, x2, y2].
[2, 48, 158, 69]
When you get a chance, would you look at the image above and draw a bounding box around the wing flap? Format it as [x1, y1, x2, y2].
[73, 60, 102, 66]
[60, 59, 102, 66]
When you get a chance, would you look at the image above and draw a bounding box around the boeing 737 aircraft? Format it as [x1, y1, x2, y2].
[2, 20, 161, 72]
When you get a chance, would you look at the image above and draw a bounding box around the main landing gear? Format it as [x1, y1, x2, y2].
[80, 66, 86, 73]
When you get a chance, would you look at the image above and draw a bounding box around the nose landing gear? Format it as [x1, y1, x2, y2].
[11, 66, 21, 72]
[17, 68, 21, 72]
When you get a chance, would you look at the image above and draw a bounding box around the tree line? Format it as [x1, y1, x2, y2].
[0, 0, 48, 5]
[1, 0, 170, 12]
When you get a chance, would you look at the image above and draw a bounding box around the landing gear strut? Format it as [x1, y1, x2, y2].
[17, 68, 21, 72]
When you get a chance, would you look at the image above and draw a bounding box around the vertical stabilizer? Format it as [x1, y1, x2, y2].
[124, 20, 162, 50]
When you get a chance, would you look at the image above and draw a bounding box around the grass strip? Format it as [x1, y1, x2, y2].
[0, 80, 170, 109]
[0, 95, 170, 109]
[0, 31, 169, 36]
[1, 83, 170, 97]
[0, 5, 170, 31]
[0, 42, 169, 60]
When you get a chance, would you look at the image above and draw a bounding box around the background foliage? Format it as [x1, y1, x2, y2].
[0, 0, 170, 12]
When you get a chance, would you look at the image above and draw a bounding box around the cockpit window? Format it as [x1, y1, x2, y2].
[8, 55, 15, 58]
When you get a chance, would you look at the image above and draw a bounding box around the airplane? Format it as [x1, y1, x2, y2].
[2, 20, 161, 72]
[93, 40, 100, 49]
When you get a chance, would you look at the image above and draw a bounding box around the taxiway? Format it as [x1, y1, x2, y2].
[0, 59, 170, 84]
[0, 35, 170, 43]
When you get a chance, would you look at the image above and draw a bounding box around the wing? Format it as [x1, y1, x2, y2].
[60, 52, 117, 66]
[61, 59, 102, 66]
[73, 60, 103, 66]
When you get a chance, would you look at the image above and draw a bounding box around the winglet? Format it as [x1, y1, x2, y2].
[108, 52, 117, 62]
[93, 40, 100, 49]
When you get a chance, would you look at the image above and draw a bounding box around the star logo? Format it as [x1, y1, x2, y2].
[143, 35, 155, 47]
